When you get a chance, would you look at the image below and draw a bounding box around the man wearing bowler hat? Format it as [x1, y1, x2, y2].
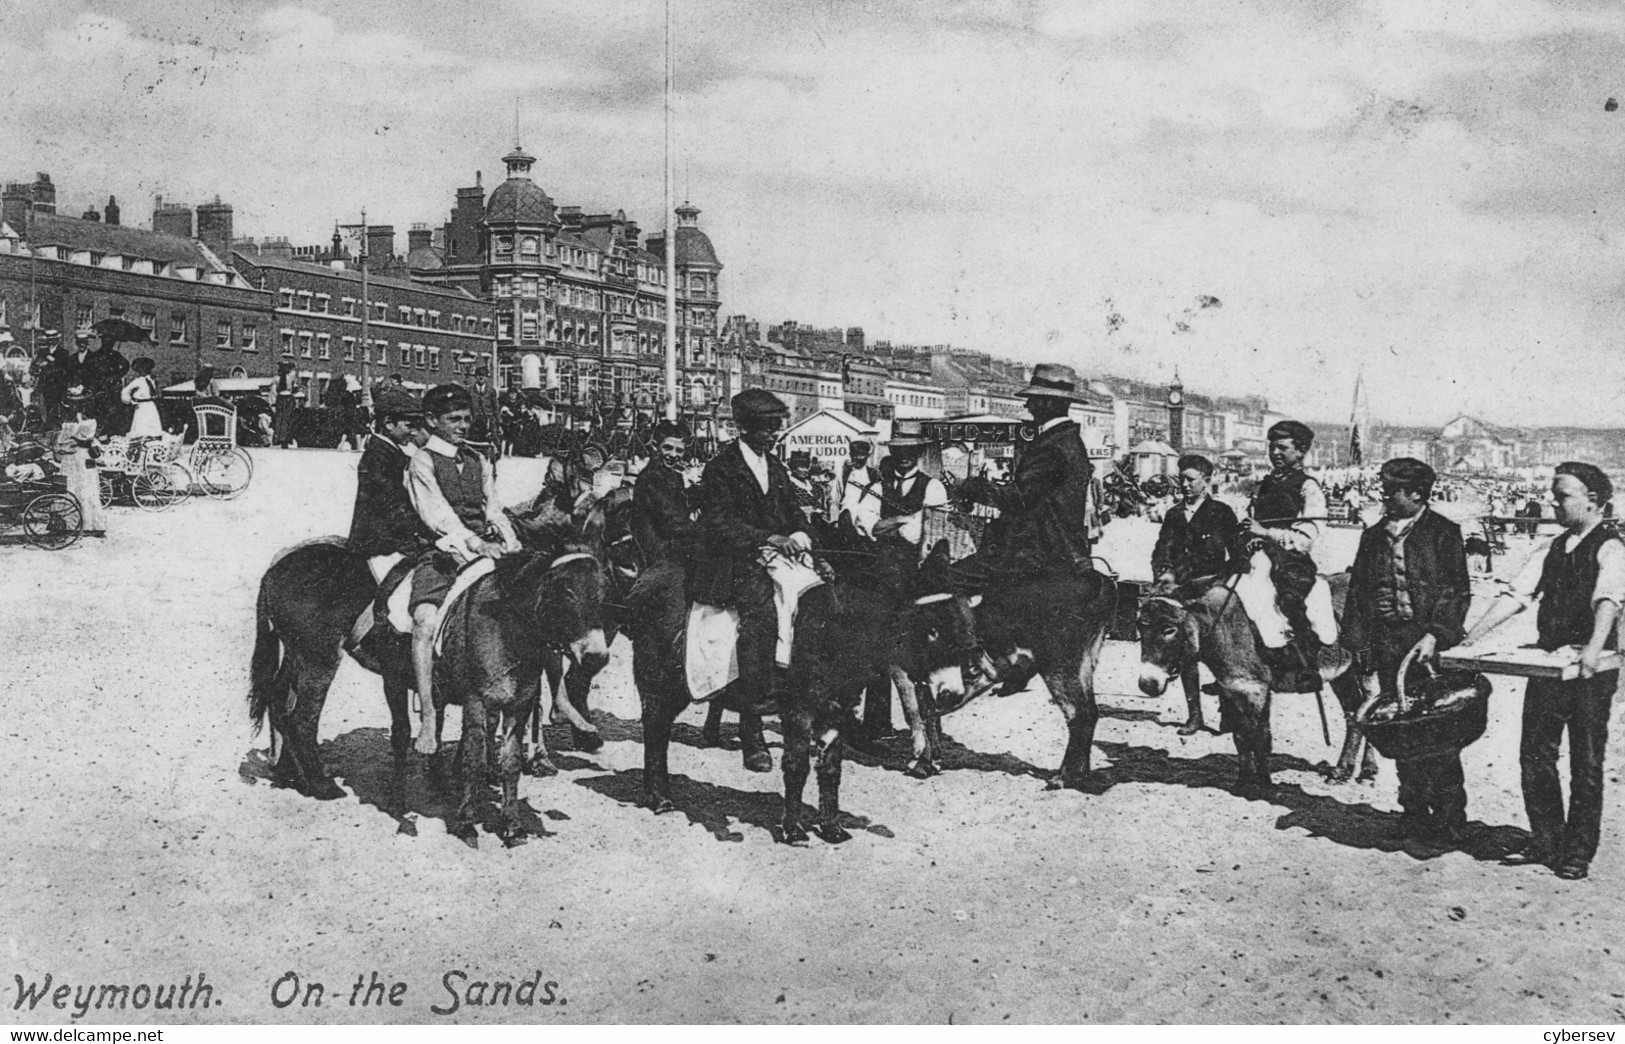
[690, 389, 811, 769]
[949, 363, 1096, 698]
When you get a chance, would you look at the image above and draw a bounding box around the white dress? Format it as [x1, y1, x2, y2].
[122, 376, 162, 437]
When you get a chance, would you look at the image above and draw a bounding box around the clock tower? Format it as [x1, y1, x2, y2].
[1167, 371, 1185, 452]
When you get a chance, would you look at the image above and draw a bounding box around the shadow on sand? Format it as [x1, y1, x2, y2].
[572, 769, 895, 845]
[240, 708, 1532, 863]
[241, 727, 567, 845]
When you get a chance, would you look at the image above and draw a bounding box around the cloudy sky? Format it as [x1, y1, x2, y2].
[4, 0, 1625, 426]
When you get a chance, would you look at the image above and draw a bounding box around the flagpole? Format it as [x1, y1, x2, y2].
[663, 0, 678, 422]
[359, 209, 372, 408]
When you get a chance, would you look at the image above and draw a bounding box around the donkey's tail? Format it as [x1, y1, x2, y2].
[248, 580, 284, 735]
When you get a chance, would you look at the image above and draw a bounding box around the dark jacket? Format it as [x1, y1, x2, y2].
[970, 419, 1095, 577]
[690, 441, 807, 606]
[1343, 508, 1470, 658]
[346, 437, 423, 557]
[1152, 496, 1239, 583]
[631, 461, 694, 566]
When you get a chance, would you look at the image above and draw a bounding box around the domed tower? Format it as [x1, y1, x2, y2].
[481, 145, 560, 380]
[648, 201, 722, 381]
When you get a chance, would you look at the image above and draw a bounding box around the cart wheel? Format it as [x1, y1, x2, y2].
[98, 470, 117, 509]
[132, 466, 185, 511]
[22, 493, 83, 550]
[195, 448, 252, 500]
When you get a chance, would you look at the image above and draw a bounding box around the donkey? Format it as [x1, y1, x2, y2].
[508, 476, 637, 772]
[627, 558, 964, 844]
[915, 564, 1120, 789]
[248, 539, 607, 846]
[1136, 574, 1369, 792]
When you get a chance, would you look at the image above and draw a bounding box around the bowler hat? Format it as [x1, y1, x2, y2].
[732, 388, 788, 427]
[423, 383, 473, 417]
[887, 418, 933, 449]
[1015, 363, 1085, 402]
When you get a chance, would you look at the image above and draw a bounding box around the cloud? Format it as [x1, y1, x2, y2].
[7, 1, 1625, 425]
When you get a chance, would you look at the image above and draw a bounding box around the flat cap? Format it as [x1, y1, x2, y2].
[423, 383, 473, 417]
[1267, 419, 1314, 450]
[732, 388, 789, 426]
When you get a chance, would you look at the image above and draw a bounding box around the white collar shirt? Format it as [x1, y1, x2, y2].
[738, 440, 770, 494]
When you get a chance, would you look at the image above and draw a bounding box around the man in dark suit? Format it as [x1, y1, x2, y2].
[1151, 453, 1239, 733]
[949, 363, 1096, 696]
[692, 390, 812, 719]
[1345, 457, 1471, 841]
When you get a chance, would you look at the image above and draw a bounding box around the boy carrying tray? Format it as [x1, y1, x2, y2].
[1463, 461, 1624, 880]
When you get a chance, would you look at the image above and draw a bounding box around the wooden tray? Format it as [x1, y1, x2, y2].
[1439, 644, 1625, 680]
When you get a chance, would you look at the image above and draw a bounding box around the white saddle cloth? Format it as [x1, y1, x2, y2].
[1232, 549, 1338, 649]
[362, 554, 494, 655]
[684, 550, 825, 701]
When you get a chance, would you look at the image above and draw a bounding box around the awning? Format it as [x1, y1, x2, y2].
[164, 377, 274, 395]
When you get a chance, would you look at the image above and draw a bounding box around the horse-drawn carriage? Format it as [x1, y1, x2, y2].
[0, 473, 83, 549]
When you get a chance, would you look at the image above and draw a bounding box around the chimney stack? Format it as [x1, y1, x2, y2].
[196, 195, 233, 258]
[105, 195, 120, 226]
[2, 182, 31, 237]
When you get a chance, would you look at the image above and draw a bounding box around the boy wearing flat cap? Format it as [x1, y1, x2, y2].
[1247, 419, 1334, 690]
[1345, 457, 1472, 839]
[404, 382, 520, 754]
[1465, 461, 1625, 879]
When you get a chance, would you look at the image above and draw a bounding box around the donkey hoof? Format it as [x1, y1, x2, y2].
[526, 754, 560, 777]
[499, 826, 531, 848]
[572, 728, 604, 754]
[814, 821, 852, 845]
[905, 759, 936, 780]
[743, 751, 773, 774]
[649, 795, 676, 815]
[781, 821, 810, 845]
[448, 822, 479, 849]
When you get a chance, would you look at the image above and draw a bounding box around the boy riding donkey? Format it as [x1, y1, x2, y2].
[343, 385, 430, 669]
[405, 384, 522, 755]
[1243, 420, 1351, 693]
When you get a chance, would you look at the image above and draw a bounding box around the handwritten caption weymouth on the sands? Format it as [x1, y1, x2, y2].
[12, 970, 565, 1018]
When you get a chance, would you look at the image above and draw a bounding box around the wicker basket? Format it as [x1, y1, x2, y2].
[920, 506, 989, 561]
[1356, 650, 1492, 761]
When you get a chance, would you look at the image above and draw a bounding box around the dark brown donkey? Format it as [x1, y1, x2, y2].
[249, 540, 607, 846]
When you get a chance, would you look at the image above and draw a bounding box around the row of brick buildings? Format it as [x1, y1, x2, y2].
[3, 158, 1408, 469]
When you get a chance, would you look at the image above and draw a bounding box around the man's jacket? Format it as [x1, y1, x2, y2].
[1343, 508, 1470, 657]
[690, 441, 806, 606]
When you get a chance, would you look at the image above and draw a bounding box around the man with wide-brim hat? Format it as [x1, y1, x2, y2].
[688, 388, 810, 772]
[947, 363, 1097, 701]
